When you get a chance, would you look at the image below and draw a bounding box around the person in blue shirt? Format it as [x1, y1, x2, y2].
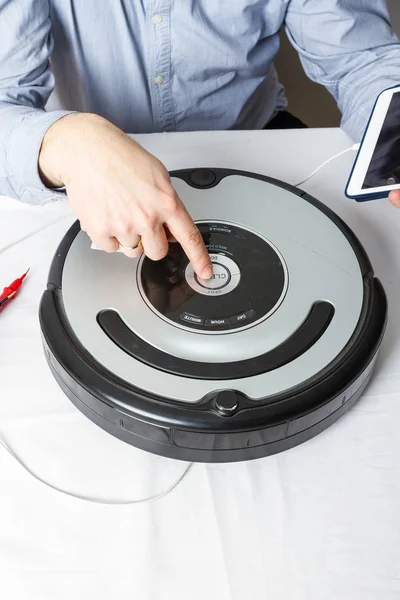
[1, 0, 400, 276]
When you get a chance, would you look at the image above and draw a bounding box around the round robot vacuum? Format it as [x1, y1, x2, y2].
[39, 168, 387, 463]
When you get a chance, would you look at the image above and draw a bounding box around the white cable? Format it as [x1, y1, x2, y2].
[0, 209, 194, 505]
[295, 143, 360, 187]
[0, 435, 193, 505]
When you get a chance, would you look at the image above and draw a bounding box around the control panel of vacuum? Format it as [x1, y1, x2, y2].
[138, 221, 288, 333]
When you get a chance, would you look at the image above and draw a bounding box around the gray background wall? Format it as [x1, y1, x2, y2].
[275, 0, 400, 127]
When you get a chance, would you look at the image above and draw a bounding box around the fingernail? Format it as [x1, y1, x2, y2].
[203, 265, 213, 279]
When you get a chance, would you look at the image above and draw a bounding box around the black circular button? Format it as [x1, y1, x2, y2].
[215, 390, 238, 415]
[189, 169, 216, 188]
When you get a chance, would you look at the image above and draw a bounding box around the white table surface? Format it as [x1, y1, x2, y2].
[1, 128, 400, 600]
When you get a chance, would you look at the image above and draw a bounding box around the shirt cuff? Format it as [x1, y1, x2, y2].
[6, 109, 75, 205]
[341, 80, 400, 143]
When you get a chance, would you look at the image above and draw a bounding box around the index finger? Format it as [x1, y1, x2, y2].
[166, 207, 212, 279]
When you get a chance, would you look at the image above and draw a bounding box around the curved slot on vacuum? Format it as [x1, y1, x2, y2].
[97, 301, 335, 380]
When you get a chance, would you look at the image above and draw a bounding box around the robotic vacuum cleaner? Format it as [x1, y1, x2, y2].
[39, 168, 387, 463]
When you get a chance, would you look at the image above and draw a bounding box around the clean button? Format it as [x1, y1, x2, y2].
[208, 254, 241, 275]
[152, 14, 163, 24]
[195, 263, 230, 290]
[185, 256, 241, 296]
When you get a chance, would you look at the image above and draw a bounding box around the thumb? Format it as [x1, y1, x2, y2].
[389, 189, 400, 207]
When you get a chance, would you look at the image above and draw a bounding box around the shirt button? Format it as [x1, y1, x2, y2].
[154, 75, 165, 85]
[152, 14, 163, 25]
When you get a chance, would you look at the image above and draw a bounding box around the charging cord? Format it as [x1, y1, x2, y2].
[0, 435, 192, 505]
[0, 143, 359, 505]
[0, 212, 195, 505]
[294, 143, 360, 187]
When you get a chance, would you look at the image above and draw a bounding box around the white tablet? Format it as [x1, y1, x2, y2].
[345, 85, 400, 201]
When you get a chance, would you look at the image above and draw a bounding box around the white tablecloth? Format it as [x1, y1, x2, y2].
[1, 128, 400, 600]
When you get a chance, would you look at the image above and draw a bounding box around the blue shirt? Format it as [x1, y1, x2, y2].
[0, 0, 399, 205]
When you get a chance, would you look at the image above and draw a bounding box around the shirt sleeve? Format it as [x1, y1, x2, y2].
[0, 0, 74, 204]
[284, 0, 400, 141]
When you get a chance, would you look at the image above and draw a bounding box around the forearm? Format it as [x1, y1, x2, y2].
[292, 44, 400, 142]
[285, 0, 400, 141]
[0, 104, 74, 203]
[38, 112, 118, 189]
[334, 49, 400, 142]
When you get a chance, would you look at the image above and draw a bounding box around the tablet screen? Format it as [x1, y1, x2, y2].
[362, 92, 400, 189]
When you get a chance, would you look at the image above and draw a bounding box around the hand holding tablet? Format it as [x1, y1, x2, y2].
[346, 85, 400, 202]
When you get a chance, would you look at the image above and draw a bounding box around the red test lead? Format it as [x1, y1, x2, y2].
[0, 268, 30, 312]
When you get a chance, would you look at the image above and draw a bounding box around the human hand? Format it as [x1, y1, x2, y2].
[38, 113, 213, 279]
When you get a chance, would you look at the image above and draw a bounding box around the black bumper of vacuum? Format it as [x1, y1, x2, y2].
[39, 276, 386, 463]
